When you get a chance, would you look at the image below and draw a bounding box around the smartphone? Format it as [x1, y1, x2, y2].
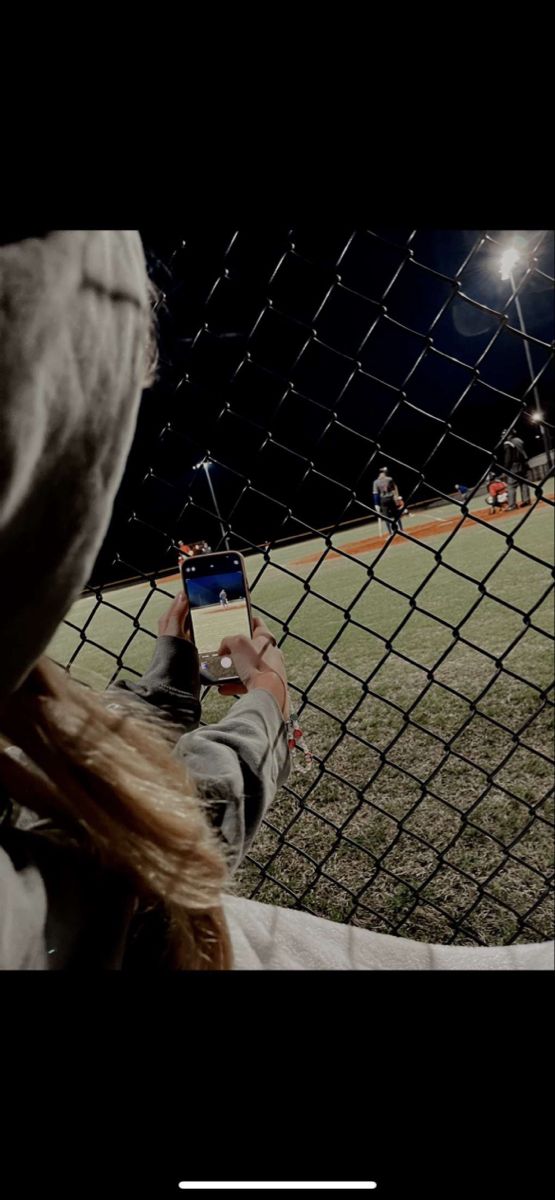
[180, 551, 253, 685]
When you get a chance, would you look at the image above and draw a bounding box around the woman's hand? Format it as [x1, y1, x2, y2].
[157, 592, 192, 640]
[217, 616, 289, 719]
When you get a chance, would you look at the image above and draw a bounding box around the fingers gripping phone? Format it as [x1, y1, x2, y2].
[180, 551, 254, 685]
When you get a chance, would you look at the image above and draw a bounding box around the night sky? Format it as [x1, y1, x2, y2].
[186, 571, 245, 608]
[92, 229, 554, 587]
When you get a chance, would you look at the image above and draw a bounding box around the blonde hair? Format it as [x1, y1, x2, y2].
[0, 657, 232, 969]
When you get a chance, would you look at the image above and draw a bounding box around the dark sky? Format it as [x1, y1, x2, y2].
[186, 571, 245, 608]
[92, 229, 554, 586]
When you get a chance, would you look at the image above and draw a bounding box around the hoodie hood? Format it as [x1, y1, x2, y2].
[0, 230, 150, 697]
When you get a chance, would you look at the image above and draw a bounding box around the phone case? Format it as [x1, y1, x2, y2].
[180, 551, 253, 687]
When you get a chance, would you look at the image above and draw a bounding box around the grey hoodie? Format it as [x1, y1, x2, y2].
[0, 230, 288, 970]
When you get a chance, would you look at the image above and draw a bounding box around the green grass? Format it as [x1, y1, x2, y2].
[48, 494, 555, 946]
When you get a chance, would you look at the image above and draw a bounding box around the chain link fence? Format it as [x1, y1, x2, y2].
[57, 229, 554, 947]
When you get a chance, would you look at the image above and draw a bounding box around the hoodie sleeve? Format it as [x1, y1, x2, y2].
[110, 635, 201, 730]
[174, 689, 291, 871]
[108, 638, 290, 869]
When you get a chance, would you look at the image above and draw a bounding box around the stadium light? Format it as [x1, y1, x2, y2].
[499, 247, 520, 280]
[530, 411, 543, 423]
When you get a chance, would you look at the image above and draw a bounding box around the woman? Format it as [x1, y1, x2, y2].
[1, 232, 551, 971]
[0, 229, 289, 970]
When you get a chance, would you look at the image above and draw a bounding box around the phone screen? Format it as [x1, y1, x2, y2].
[182, 554, 252, 683]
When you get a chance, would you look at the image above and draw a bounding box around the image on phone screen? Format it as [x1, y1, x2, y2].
[183, 558, 252, 682]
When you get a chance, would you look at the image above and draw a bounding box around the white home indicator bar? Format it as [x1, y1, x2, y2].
[178, 1185, 377, 1191]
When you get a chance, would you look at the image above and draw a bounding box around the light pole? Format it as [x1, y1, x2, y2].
[194, 460, 230, 550]
[500, 247, 553, 470]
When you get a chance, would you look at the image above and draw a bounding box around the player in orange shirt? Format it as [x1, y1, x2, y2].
[486, 474, 508, 515]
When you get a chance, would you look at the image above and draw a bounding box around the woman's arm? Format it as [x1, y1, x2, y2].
[109, 593, 201, 731]
[109, 598, 291, 870]
[111, 634, 201, 730]
[174, 688, 290, 871]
